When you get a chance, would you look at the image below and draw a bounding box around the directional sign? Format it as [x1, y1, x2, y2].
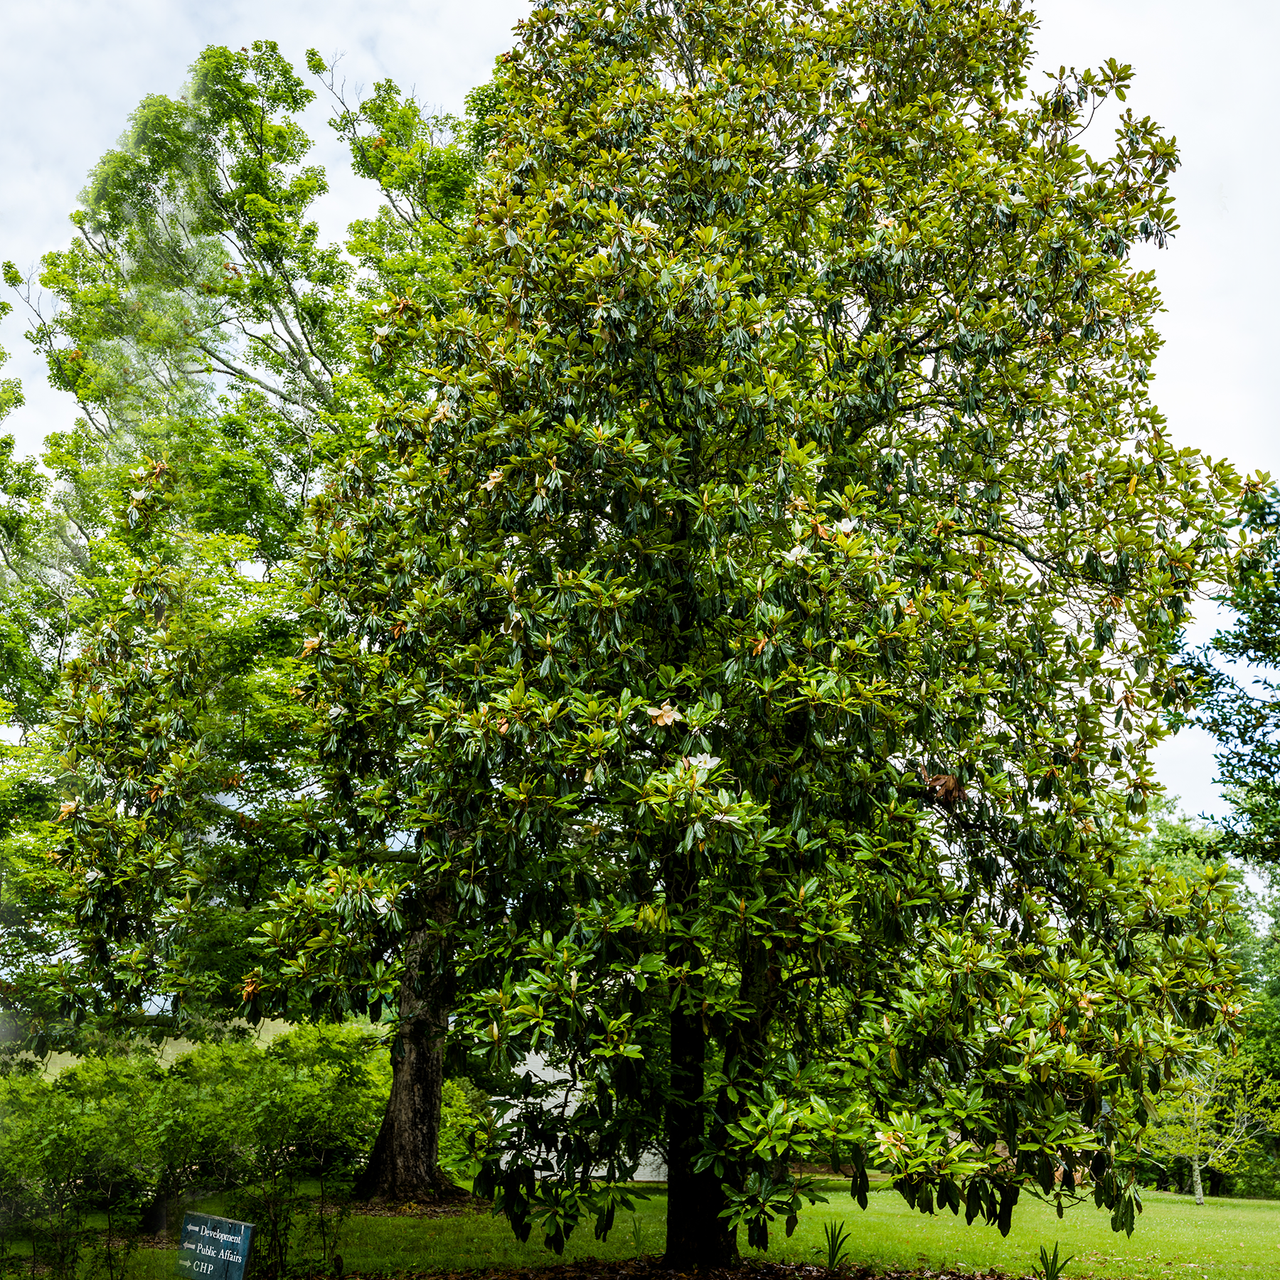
[177, 1213, 254, 1280]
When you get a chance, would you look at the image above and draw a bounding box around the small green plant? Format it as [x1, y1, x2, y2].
[1032, 1241, 1074, 1280]
[630, 1213, 644, 1256]
[819, 1219, 852, 1272]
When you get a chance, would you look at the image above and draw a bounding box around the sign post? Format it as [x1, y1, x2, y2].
[177, 1213, 254, 1280]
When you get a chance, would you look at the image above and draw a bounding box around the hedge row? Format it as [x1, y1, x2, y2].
[0, 1025, 484, 1279]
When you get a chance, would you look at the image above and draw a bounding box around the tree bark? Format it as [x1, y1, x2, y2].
[662, 843, 737, 1269]
[657, 492, 737, 1267]
[356, 892, 457, 1201]
[1190, 1156, 1204, 1206]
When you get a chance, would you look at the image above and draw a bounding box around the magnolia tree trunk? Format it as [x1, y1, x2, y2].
[663, 843, 737, 1269]
[665, 1000, 736, 1267]
[1190, 1156, 1205, 1206]
[356, 896, 456, 1201]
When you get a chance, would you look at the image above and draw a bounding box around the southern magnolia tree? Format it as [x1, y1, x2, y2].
[51, 530, 310, 1041]
[291, 0, 1248, 1262]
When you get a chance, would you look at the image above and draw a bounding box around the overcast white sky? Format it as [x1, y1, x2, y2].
[1, 0, 1276, 820]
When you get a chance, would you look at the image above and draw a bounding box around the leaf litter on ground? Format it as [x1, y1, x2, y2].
[322, 1258, 1018, 1280]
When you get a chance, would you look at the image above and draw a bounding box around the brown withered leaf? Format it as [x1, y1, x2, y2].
[925, 773, 966, 810]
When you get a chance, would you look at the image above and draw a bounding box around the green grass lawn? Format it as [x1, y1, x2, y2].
[324, 1184, 1280, 1280]
[48, 1182, 1280, 1280]
[779, 1183, 1280, 1279]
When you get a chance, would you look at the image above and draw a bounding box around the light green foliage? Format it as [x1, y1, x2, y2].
[1130, 800, 1258, 983]
[1189, 487, 1280, 1154]
[0, 437, 59, 729]
[0, 1055, 163, 1280]
[180, 1025, 387, 1276]
[1192, 491, 1280, 874]
[0, 39, 487, 750]
[0, 738, 66, 1056]
[5, 45, 492, 1065]
[1143, 1052, 1280, 1204]
[1243, 879, 1280, 1082]
[1127, 809, 1280, 1200]
[0, 308, 62, 731]
[0, 37, 498, 1201]
[0, 298, 21, 431]
[438, 1076, 491, 1175]
[296, 0, 1250, 1262]
[4, 40, 496, 571]
[14, 41, 362, 566]
[0, 41, 360, 912]
[309, 51, 484, 306]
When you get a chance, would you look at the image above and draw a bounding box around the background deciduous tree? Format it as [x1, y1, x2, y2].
[1, 40, 491, 1199]
[1144, 1052, 1280, 1205]
[1186, 488, 1280, 1193]
[1193, 491, 1280, 872]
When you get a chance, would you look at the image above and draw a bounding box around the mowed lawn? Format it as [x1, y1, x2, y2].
[786, 1183, 1280, 1279]
[122, 1183, 1279, 1280]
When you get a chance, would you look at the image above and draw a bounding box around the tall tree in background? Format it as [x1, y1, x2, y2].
[1, 42, 480, 700]
[1194, 490, 1280, 868]
[1191, 491, 1280, 1187]
[299, 0, 1251, 1263]
[6, 42, 459, 571]
[0, 304, 69, 1057]
[1124, 803, 1280, 1196]
[1, 41, 488, 1195]
[1, 45, 359, 1053]
[0, 312, 65, 1041]
[1144, 1052, 1280, 1204]
[0, 303, 64, 733]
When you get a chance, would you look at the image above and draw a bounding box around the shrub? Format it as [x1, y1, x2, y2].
[0, 1022, 394, 1279]
[0, 1054, 162, 1280]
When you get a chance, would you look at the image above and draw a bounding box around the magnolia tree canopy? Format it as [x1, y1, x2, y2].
[291, 0, 1253, 1266]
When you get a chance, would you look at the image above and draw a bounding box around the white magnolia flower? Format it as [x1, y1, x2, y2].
[837, 517, 855, 534]
[647, 700, 684, 726]
[689, 754, 721, 771]
[781, 545, 808, 562]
